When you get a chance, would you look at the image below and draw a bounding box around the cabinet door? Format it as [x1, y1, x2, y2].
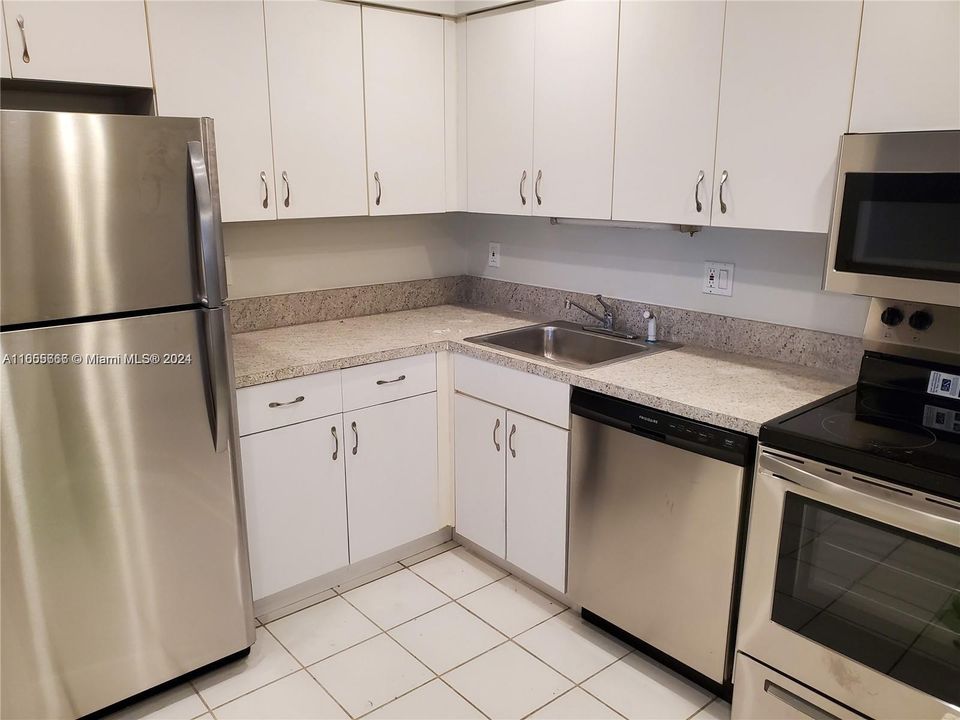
[240, 416, 349, 601]
[466, 4, 535, 215]
[2, 12, 11, 79]
[148, 0, 276, 223]
[362, 7, 445, 216]
[345, 393, 440, 562]
[613, 0, 725, 225]
[532, 0, 619, 220]
[454, 395, 506, 557]
[264, 0, 368, 219]
[505, 412, 568, 592]
[850, 0, 960, 133]
[711, 1, 861, 233]
[2, 0, 151, 86]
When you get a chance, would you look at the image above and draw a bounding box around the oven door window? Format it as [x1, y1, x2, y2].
[772, 494, 960, 705]
[835, 172, 960, 283]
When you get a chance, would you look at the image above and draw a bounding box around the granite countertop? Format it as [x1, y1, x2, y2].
[231, 305, 855, 436]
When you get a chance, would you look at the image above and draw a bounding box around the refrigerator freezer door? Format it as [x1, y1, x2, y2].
[0, 308, 253, 719]
[0, 111, 224, 326]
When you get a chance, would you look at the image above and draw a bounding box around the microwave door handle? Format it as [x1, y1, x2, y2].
[188, 140, 224, 309]
[760, 452, 960, 541]
[201, 308, 230, 453]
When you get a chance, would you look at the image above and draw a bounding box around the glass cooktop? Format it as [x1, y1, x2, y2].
[761, 354, 960, 501]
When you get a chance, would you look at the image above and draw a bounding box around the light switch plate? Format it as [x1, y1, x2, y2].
[488, 242, 501, 268]
[703, 261, 734, 296]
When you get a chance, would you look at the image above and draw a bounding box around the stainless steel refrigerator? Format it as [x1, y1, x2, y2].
[0, 110, 255, 719]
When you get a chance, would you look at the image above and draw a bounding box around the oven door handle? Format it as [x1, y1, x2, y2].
[760, 452, 960, 545]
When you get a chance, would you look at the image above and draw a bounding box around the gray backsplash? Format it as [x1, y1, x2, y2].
[229, 275, 863, 374]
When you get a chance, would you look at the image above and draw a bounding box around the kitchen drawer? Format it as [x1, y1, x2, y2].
[237, 372, 342, 436]
[341, 354, 437, 412]
[454, 354, 570, 429]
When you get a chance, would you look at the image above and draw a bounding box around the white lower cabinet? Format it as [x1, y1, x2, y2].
[453, 359, 570, 593]
[454, 394, 507, 557]
[504, 411, 569, 593]
[345, 392, 440, 562]
[240, 416, 349, 601]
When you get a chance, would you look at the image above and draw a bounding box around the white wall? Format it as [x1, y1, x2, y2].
[223, 214, 465, 298]
[457, 214, 870, 336]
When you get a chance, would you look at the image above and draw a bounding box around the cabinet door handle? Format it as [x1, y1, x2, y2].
[331, 425, 339, 461]
[508, 423, 517, 458]
[695, 170, 704, 213]
[519, 170, 527, 206]
[15, 15, 30, 63]
[719, 170, 728, 214]
[534, 170, 543, 206]
[268, 395, 304, 408]
[493, 417, 501, 452]
[351, 421, 359, 455]
[374, 171, 382, 207]
[376, 375, 406, 385]
[282, 171, 290, 208]
[260, 171, 269, 209]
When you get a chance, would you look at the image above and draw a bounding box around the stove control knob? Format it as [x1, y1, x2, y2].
[880, 307, 904, 326]
[909, 310, 933, 331]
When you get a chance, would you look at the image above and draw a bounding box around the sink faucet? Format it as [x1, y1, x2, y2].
[564, 294, 616, 331]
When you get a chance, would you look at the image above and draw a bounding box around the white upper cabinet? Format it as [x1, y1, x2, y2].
[2, 12, 11, 78]
[711, 1, 861, 233]
[612, 0, 725, 225]
[850, 0, 960, 133]
[466, 4, 535, 215]
[148, 1, 276, 223]
[532, 0, 619, 220]
[362, 6, 446, 216]
[264, 0, 368, 219]
[2, 0, 151, 86]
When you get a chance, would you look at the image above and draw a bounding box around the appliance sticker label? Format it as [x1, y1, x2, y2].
[927, 371, 960, 399]
[924, 405, 960, 434]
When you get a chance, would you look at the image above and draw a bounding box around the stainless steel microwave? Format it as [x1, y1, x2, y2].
[823, 131, 960, 307]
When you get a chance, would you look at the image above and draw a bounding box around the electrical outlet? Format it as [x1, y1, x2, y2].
[488, 242, 501, 268]
[703, 261, 734, 296]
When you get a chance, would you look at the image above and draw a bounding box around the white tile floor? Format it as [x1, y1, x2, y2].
[106, 544, 730, 720]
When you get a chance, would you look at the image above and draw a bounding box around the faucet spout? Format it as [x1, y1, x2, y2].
[564, 295, 615, 330]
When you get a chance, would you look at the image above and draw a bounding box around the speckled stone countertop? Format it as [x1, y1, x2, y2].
[232, 305, 855, 435]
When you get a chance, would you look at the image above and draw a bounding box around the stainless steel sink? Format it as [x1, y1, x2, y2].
[465, 321, 679, 370]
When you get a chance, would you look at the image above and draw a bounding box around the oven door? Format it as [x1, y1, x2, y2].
[737, 447, 960, 720]
[823, 131, 960, 307]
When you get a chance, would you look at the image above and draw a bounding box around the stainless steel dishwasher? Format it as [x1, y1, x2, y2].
[568, 388, 752, 693]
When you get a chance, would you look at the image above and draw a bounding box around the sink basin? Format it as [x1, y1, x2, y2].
[465, 321, 679, 370]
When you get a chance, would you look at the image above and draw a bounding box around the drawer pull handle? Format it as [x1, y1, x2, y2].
[331, 425, 339, 461]
[493, 417, 501, 451]
[351, 421, 359, 455]
[376, 375, 406, 385]
[509, 423, 517, 458]
[268, 395, 304, 408]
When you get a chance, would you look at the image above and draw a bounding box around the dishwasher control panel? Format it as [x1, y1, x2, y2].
[571, 388, 752, 464]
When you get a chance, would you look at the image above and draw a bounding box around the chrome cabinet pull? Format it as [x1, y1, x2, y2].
[282, 171, 290, 208]
[695, 170, 704, 213]
[493, 418, 501, 451]
[260, 171, 269, 209]
[719, 170, 728, 214]
[268, 395, 304, 408]
[508, 423, 517, 458]
[16, 15, 29, 63]
[534, 169, 543, 206]
[376, 374, 406, 385]
[351, 421, 359, 455]
[374, 171, 382, 206]
[331, 425, 339, 461]
[519, 170, 527, 206]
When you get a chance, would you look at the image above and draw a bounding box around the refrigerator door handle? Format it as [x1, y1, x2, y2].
[202, 308, 231, 453]
[188, 140, 224, 309]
